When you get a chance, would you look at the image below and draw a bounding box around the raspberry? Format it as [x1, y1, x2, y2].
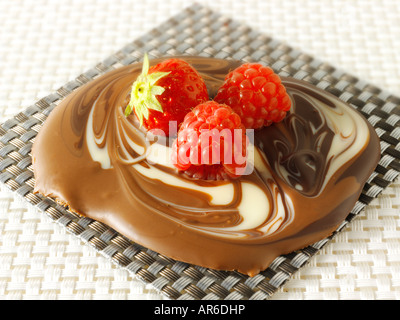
[214, 63, 291, 129]
[171, 101, 248, 180]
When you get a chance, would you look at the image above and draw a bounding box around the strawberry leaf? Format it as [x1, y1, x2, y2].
[125, 53, 170, 125]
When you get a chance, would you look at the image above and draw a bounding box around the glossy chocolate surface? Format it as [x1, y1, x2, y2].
[32, 57, 380, 276]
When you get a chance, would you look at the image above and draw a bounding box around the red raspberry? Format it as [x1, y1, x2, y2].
[214, 63, 291, 129]
[171, 101, 248, 180]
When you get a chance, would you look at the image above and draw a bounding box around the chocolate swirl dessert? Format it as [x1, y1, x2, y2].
[32, 57, 380, 276]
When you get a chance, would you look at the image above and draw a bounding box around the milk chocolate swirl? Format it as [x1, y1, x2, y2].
[32, 57, 380, 276]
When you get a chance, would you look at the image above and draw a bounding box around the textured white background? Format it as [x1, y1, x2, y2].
[0, 0, 400, 300]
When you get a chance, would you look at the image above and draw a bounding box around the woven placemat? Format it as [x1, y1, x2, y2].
[0, 4, 399, 300]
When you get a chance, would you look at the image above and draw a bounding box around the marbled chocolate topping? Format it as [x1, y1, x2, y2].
[32, 57, 380, 276]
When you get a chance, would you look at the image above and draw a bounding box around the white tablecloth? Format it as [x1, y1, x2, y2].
[0, 0, 399, 300]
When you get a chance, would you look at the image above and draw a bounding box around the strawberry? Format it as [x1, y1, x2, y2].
[125, 54, 209, 136]
[214, 63, 291, 129]
[171, 101, 248, 180]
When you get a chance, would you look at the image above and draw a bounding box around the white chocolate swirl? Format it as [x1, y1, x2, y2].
[273, 81, 371, 196]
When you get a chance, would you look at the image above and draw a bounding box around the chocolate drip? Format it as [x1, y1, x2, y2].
[32, 57, 380, 276]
